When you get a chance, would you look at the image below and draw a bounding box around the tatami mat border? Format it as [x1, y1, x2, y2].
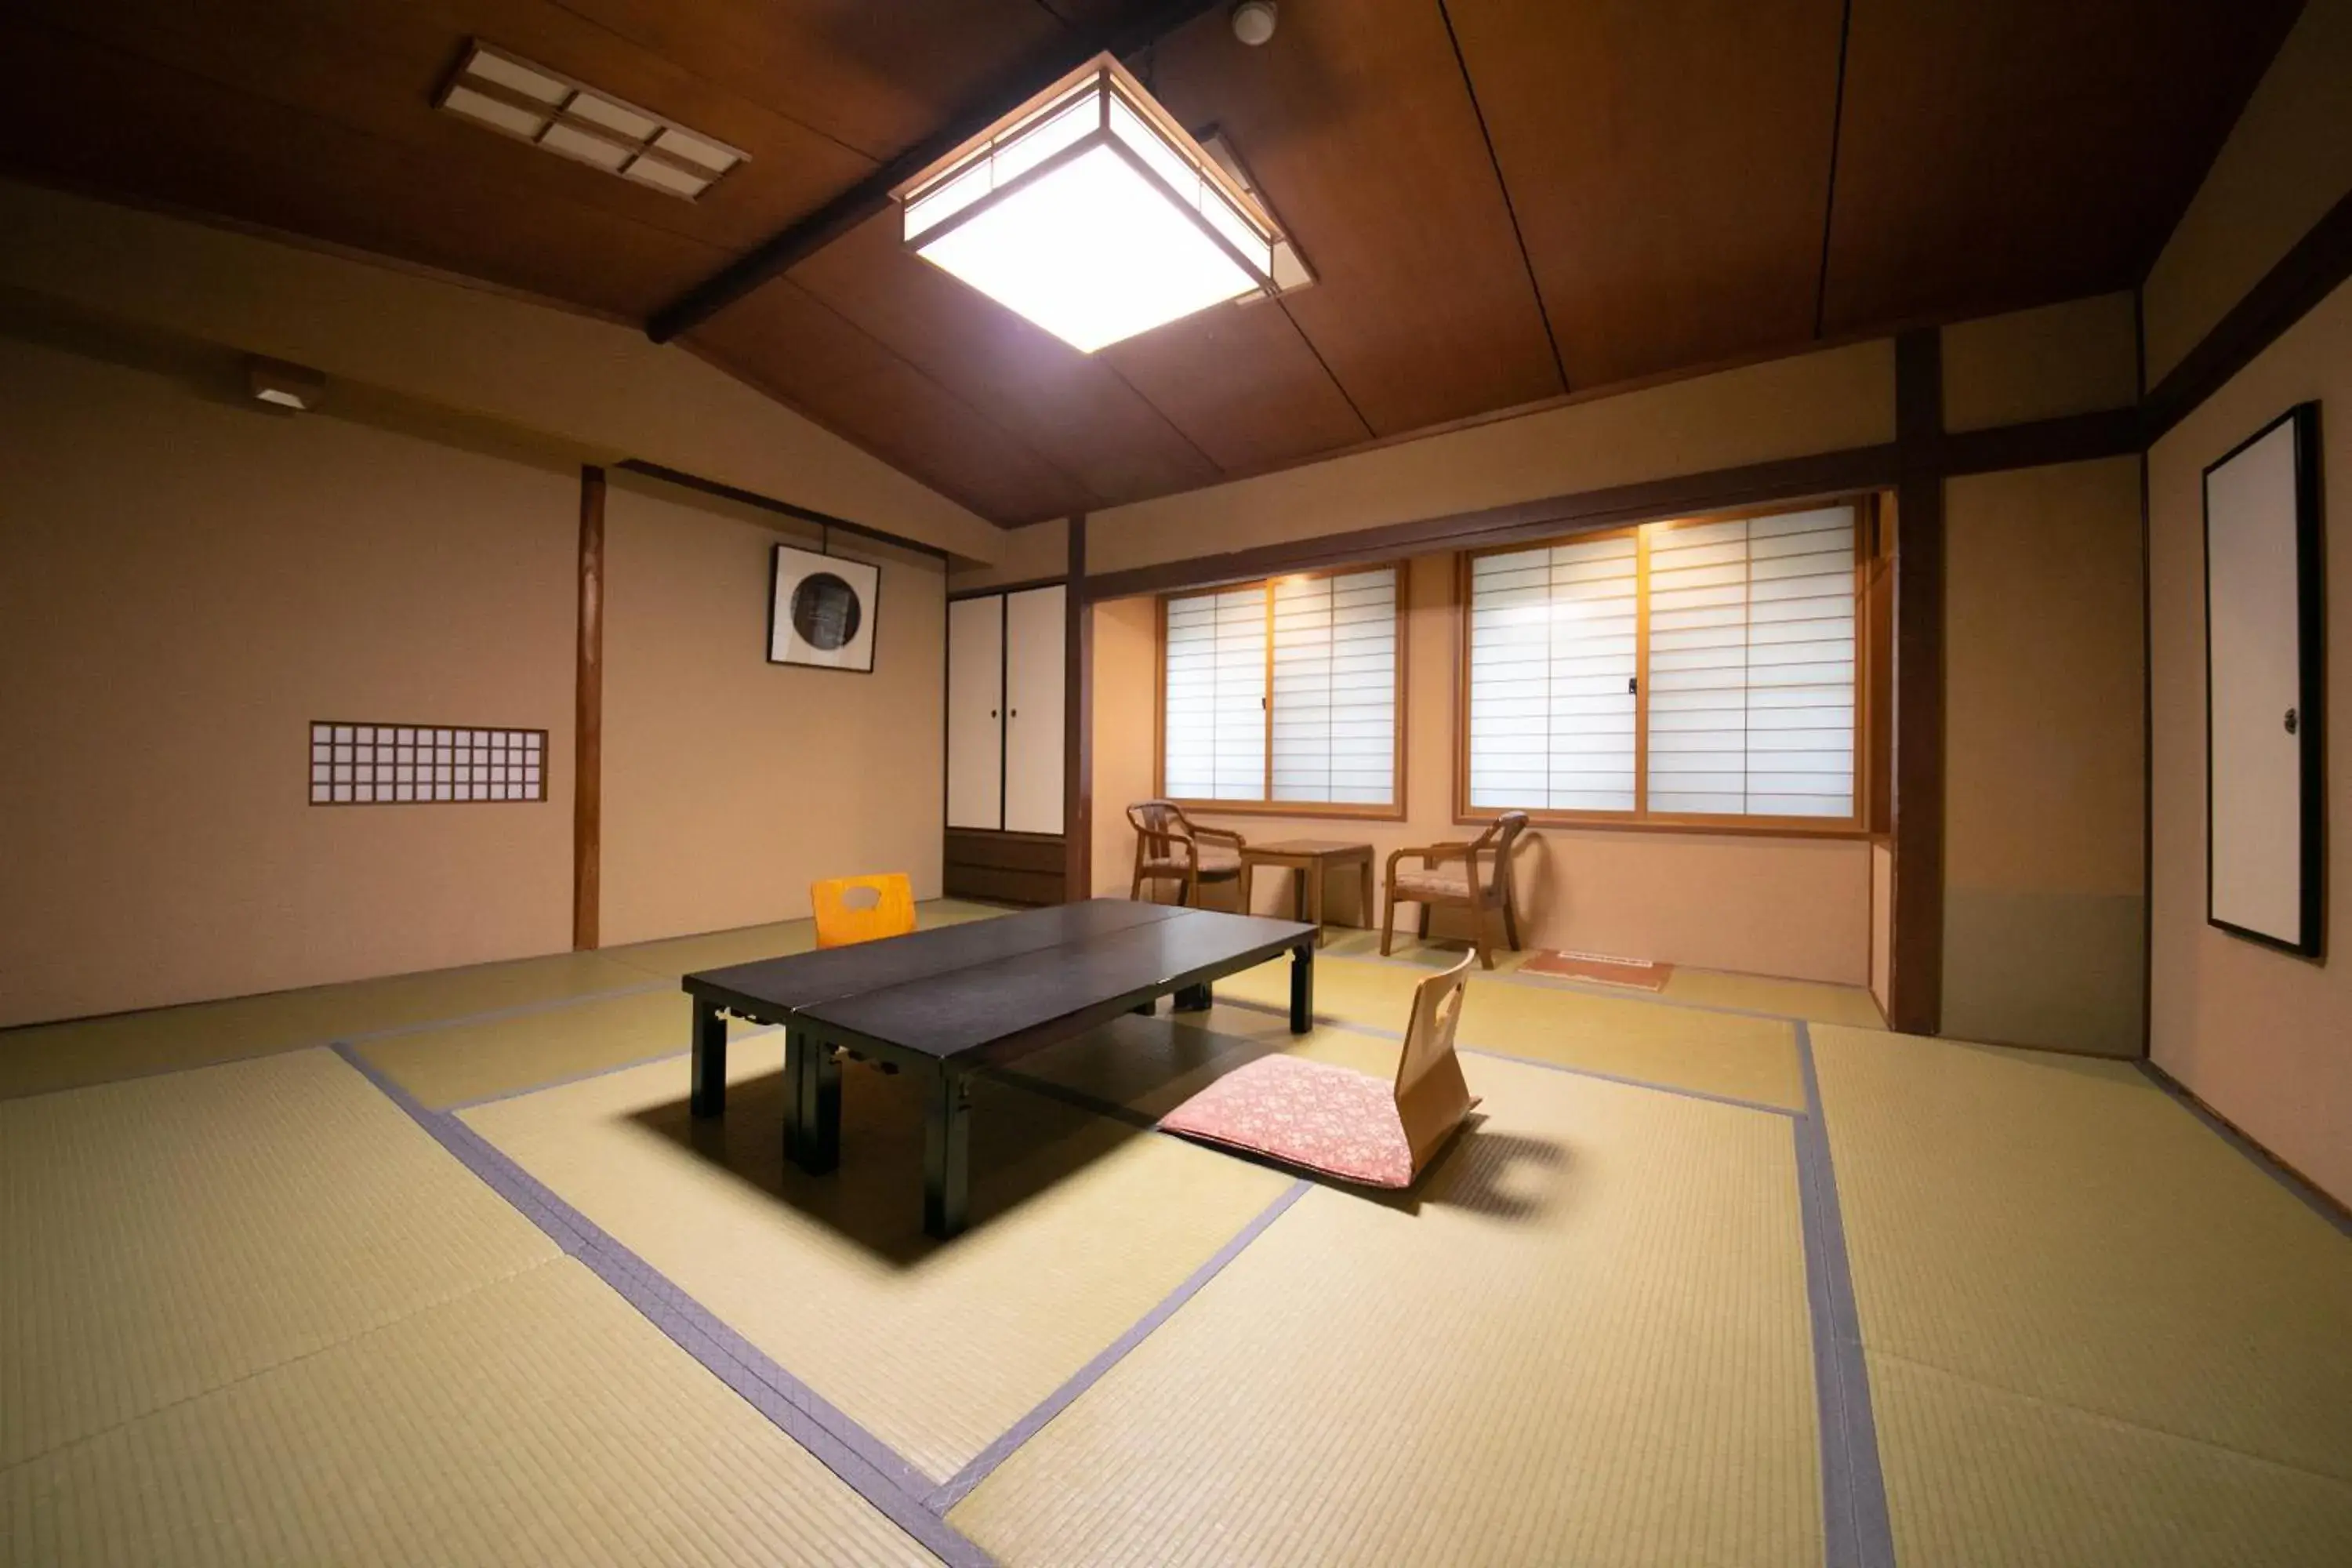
[1794, 1022, 1897, 1568]
[329, 1042, 993, 1568]
[926, 1178, 1312, 1513]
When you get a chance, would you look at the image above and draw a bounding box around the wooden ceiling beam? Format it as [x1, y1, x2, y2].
[645, 0, 1224, 344]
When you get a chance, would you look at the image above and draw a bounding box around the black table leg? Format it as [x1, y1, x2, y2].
[1131, 997, 1157, 1016]
[690, 999, 728, 1116]
[782, 1030, 808, 1161]
[924, 1068, 973, 1239]
[793, 1033, 841, 1175]
[1289, 940, 1315, 1034]
[1173, 982, 1214, 1011]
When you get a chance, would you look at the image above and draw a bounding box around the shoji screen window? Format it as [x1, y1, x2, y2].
[1465, 534, 1639, 811]
[1463, 504, 1863, 829]
[1161, 567, 1403, 811]
[1646, 509, 1858, 818]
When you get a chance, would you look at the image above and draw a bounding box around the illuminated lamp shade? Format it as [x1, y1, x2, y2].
[894, 55, 1284, 353]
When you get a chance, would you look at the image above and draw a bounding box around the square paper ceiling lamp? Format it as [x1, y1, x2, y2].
[892, 54, 1286, 352]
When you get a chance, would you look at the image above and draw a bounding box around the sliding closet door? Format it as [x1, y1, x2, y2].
[1002, 585, 1066, 834]
[946, 595, 1004, 831]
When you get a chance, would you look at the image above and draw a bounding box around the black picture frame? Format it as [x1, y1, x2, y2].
[768, 543, 880, 674]
[2201, 401, 2325, 957]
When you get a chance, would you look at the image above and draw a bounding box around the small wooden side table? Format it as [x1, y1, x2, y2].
[1240, 840, 1375, 946]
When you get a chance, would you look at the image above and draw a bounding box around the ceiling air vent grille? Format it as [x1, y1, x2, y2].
[436, 42, 746, 201]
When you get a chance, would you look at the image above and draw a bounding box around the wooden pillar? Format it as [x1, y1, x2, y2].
[1889, 331, 1944, 1034]
[1064, 514, 1092, 903]
[573, 465, 605, 950]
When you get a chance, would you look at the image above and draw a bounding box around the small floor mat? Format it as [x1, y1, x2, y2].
[462, 1047, 1292, 1483]
[1217, 953, 1805, 1111]
[5, 1259, 931, 1567]
[951, 1054, 1820, 1565]
[1521, 948, 1675, 989]
[2, 1049, 555, 1469]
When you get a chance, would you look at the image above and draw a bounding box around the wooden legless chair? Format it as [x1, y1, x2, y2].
[1392, 952, 1478, 1175]
[1160, 952, 1479, 1189]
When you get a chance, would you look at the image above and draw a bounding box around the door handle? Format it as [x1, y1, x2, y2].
[2285, 707, 2299, 735]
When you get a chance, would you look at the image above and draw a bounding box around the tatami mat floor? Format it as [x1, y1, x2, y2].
[4, 900, 2345, 1566]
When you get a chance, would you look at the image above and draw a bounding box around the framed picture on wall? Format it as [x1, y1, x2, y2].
[2203, 401, 2324, 956]
[768, 543, 879, 673]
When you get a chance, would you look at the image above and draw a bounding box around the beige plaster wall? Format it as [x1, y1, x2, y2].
[948, 517, 1068, 593]
[0, 332, 576, 1027]
[0, 178, 1002, 563]
[1940, 292, 2140, 431]
[598, 474, 946, 947]
[1942, 459, 2148, 1056]
[2147, 274, 2352, 1206]
[2143, 0, 2352, 385]
[1082, 341, 1896, 574]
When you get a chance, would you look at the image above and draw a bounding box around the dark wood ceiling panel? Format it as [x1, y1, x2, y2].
[0, 18, 725, 320]
[535, 0, 1095, 161]
[786, 212, 1221, 505]
[1446, 0, 1846, 387]
[1144, 0, 1566, 435]
[1097, 300, 1374, 474]
[688, 285, 1098, 525]
[0, 0, 2300, 526]
[16, 0, 876, 257]
[1822, 0, 2302, 334]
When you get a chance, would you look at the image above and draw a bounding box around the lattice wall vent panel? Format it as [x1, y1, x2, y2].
[310, 722, 546, 805]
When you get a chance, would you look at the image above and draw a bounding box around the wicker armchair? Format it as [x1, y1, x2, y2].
[1381, 811, 1530, 969]
[1127, 800, 1246, 908]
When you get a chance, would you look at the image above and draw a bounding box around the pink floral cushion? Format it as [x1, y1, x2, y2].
[1160, 1054, 1416, 1189]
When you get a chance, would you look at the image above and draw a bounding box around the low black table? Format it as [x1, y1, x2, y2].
[681, 900, 1316, 1238]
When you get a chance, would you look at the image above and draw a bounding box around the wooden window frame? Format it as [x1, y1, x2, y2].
[1153, 562, 1410, 821]
[1454, 496, 1881, 839]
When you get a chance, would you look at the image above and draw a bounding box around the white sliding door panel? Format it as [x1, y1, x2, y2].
[1002, 585, 1067, 834]
[946, 594, 1005, 830]
[2204, 410, 2318, 949]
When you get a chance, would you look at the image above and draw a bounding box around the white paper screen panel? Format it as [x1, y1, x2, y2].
[946, 596, 1006, 831]
[1002, 585, 1067, 833]
[1271, 570, 1396, 804]
[2203, 407, 2321, 951]
[1647, 508, 1857, 818]
[1163, 587, 1266, 800]
[309, 723, 544, 805]
[1468, 535, 1639, 811]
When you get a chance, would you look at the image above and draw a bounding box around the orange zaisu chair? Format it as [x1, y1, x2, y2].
[811, 873, 917, 948]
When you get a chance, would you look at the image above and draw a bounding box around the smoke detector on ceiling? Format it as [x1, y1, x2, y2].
[1231, 2, 1278, 46]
